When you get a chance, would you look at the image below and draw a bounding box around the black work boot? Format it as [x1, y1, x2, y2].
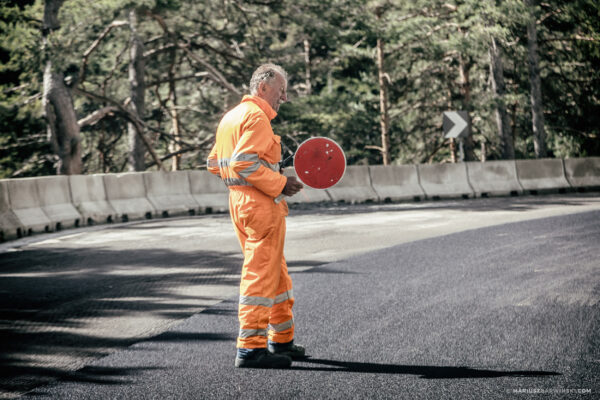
[268, 341, 306, 360]
[235, 348, 292, 369]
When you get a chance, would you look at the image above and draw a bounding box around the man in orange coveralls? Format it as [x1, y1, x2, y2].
[207, 64, 305, 368]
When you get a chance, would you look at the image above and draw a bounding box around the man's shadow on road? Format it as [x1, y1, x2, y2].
[292, 358, 560, 379]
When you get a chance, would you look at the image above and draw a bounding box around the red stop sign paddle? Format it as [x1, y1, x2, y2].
[294, 137, 346, 189]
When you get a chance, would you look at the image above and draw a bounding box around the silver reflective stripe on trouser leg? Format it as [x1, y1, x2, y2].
[274, 289, 293, 305]
[269, 290, 294, 332]
[239, 328, 268, 338]
[239, 295, 275, 308]
[269, 318, 294, 332]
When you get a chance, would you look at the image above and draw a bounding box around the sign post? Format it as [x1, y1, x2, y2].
[443, 111, 470, 162]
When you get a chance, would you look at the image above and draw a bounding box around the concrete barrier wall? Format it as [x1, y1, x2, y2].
[0, 180, 23, 240]
[5, 177, 52, 234]
[515, 158, 570, 192]
[564, 157, 600, 188]
[69, 174, 116, 225]
[369, 165, 425, 202]
[188, 170, 229, 213]
[2, 158, 600, 242]
[417, 163, 474, 199]
[143, 171, 199, 217]
[326, 166, 379, 203]
[36, 176, 82, 230]
[103, 173, 155, 222]
[466, 160, 523, 197]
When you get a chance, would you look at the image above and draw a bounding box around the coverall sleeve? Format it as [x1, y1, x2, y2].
[206, 143, 221, 177]
[230, 114, 287, 198]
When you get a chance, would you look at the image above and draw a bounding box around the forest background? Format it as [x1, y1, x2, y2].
[0, 0, 598, 178]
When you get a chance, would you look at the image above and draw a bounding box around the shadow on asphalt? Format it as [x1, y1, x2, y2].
[2, 364, 163, 397]
[293, 358, 561, 379]
[0, 246, 244, 396]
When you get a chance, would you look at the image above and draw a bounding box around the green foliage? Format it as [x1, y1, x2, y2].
[0, 0, 599, 177]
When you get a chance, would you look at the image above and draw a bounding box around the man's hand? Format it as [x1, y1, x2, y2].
[281, 176, 304, 196]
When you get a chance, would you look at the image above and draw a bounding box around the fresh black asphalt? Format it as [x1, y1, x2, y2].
[22, 210, 600, 399]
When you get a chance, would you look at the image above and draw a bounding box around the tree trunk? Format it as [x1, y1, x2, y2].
[457, 52, 476, 162]
[168, 52, 182, 171]
[526, 0, 547, 158]
[304, 39, 312, 95]
[375, 8, 391, 166]
[42, 0, 82, 175]
[128, 9, 146, 171]
[489, 37, 515, 159]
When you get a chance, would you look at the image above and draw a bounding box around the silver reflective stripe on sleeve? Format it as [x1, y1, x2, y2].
[224, 177, 251, 187]
[269, 318, 294, 332]
[260, 159, 280, 172]
[218, 158, 230, 168]
[274, 194, 285, 204]
[239, 328, 268, 338]
[231, 152, 260, 179]
[207, 158, 218, 168]
[232, 152, 280, 178]
[231, 152, 259, 163]
[239, 295, 274, 308]
[238, 161, 261, 178]
[274, 289, 293, 305]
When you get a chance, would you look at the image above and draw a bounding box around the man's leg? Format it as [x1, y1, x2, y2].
[268, 256, 295, 344]
[267, 214, 306, 359]
[229, 191, 291, 368]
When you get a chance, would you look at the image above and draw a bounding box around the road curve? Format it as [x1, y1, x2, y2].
[1, 194, 599, 398]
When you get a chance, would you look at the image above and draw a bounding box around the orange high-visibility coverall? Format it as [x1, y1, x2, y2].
[207, 95, 295, 349]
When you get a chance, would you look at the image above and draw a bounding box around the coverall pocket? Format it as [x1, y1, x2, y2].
[237, 198, 276, 241]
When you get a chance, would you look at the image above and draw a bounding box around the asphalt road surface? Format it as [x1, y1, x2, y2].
[1, 194, 599, 399]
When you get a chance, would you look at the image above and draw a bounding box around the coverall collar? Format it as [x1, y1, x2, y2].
[241, 95, 278, 121]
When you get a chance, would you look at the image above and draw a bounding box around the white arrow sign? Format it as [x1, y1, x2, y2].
[443, 111, 469, 139]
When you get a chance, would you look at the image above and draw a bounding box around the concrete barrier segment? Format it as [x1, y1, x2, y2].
[563, 157, 600, 189]
[143, 171, 200, 217]
[417, 163, 475, 199]
[103, 172, 156, 222]
[466, 160, 524, 197]
[6, 177, 52, 234]
[35, 176, 82, 230]
[325, 165, 379, 203]
[188, 170, 229, 213]
[0, 180, 24, 240]
[515, 158, 570, 193]
[369, 165, 425, 202]
[69, 174, 117, 225]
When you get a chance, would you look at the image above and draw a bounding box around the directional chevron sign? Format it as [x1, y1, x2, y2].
[443, 111, 469, 139]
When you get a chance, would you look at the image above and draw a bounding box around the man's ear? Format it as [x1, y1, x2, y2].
[259, 81, 269, 93]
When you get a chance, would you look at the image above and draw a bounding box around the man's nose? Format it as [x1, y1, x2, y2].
[280, 92, 287, 102]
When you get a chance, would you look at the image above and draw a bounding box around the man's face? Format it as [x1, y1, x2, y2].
[259, 73, 287, 112]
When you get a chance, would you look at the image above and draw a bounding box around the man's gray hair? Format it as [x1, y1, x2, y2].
[249, 63, 287, 95]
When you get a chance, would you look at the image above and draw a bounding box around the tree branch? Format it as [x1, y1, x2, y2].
[179, 44, 242, 96]
[80, 20, 128, 84]
[78, 106, 118, 128]
[144, 136, 214, 169]
[72, 87, 164, 170]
